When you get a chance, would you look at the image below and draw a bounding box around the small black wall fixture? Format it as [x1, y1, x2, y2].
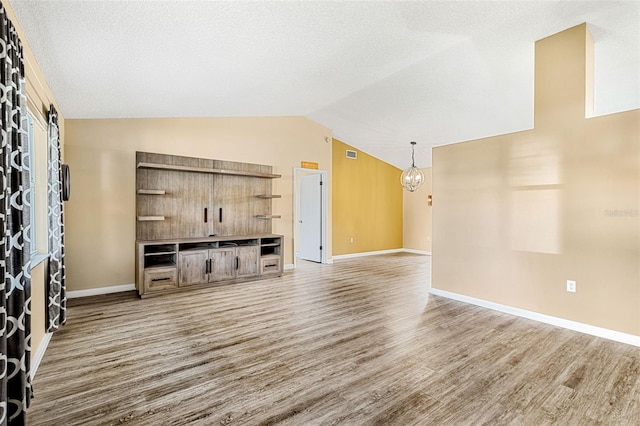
[62, 163, 71, 201]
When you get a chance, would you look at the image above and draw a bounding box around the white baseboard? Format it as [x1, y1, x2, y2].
[332, 248, 404, 260]
[284, 264, 295, 271]
[403, 249, 432, 255]
[31, 332, 52, 380]
[429, 288, 640, 348]
[332, 248, 431, 260]
[67, 283, 136, 299]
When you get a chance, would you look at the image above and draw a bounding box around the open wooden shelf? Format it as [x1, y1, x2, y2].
[137, 162, 281, 179]
[138, 189, 166, 195]
[137, 216, 166, 221]
[144, 251, 176, 256]
[144, 261, 176, 269]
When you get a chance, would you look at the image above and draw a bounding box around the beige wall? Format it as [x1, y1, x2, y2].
[332, 139, 403, 255]
[3, 1, 66, 364]
[432, 24, 640, 336]
[65, 117, 332, 291]
[403, 167, 432, 252]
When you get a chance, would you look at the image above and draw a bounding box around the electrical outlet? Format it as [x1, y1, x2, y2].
[566, 280, 576, 293]
[349, 237, 354, 244]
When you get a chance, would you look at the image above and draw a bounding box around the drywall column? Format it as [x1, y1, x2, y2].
[432, 24, 640, 336]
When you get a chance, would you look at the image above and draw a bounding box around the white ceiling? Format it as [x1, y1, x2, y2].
[10, 1, 640, 168]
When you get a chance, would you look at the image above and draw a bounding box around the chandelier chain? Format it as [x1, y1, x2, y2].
[412, 144, 416, 167]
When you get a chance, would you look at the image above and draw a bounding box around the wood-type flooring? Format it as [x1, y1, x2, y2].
[28, 254, 640, 425]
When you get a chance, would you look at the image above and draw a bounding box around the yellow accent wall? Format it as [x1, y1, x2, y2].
[64, 117, 332, 291]
[403, 167, 432, 252]
[432, 24, 640, 336]
[332, 139, 403, 255]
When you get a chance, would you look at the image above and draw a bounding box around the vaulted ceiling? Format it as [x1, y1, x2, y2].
[10, 1, 640, 168]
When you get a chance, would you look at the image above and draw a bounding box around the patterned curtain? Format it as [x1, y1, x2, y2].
[46, 106, 65, 332]
[0, 4, 33, 424]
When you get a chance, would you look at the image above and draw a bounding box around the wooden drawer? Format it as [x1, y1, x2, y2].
[260, 256, 282, 276]
[144, 267, 178, 292]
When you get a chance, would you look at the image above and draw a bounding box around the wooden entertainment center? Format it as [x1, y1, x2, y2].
[134, 152, 284, 297]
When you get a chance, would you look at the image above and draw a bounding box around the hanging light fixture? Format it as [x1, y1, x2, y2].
[401, 141, 424, 192]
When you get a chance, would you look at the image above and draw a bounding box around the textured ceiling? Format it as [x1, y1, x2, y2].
[10, 0, 640, 168]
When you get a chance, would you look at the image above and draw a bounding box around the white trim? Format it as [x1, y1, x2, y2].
[284, 264, 295, 271]
[403, 249, 432, 255]
[31, 332, 52, 380]
[332, 249, 430, 260]
[30, 253, 50, 269]
[67, 283, 136, 299]
[429, 288, 640, 348]
[332, 248, 403, 260]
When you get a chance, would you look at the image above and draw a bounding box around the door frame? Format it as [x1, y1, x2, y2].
[293, 167, 328, 267]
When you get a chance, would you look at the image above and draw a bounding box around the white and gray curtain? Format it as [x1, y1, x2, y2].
[46, 106, 65, 332]
[0, 4, 33, 424]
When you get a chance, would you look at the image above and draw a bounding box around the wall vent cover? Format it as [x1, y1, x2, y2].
[346, 150, 357, 159]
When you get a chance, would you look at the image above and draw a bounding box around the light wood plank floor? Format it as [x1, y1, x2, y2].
[28, 254, 639, 425]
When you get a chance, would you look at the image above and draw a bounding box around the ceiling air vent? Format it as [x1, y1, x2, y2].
[346, 150, 357, 159]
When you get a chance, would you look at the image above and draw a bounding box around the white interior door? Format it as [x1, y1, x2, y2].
[299, 173, 322, 262]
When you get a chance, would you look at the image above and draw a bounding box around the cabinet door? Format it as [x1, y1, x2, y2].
[210, 248, 236, 281]
[179, 250, 209, 286]
[170, 172, 214, 239]
[236, 245, 260, 278]
[213, 174, 246, 236]
[212, 164, 271, 236]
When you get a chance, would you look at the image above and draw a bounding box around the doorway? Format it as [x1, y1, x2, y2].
[294, 168, 328, 266]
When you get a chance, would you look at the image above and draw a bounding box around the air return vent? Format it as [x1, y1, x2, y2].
[346, 150, 357, 159]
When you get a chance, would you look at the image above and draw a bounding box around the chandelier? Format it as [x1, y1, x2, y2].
[400, 141, 424, 192]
